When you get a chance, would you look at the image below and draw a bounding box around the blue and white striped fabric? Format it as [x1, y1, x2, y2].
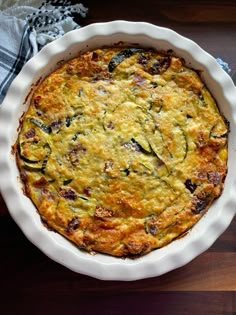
[0, 0, 87, 104]
[0, 15, 36, 103]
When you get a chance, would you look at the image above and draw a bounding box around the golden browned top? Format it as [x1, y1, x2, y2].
[16, 47, 228, 256]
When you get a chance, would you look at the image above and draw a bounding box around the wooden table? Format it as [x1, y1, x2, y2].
[0, 1, 236, 313]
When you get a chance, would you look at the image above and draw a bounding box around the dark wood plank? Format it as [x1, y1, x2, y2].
[209, 216, 236, 252]
[0, 216, 235, 291]
[0, 290, 235, 315]
[0, 194, 8, 217]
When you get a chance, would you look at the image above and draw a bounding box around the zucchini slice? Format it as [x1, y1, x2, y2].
[210, 120, 228, 139]
[63, 179, 73, 185]
[146, 128, 167, 161]
[66, 116, 72, 127]
[72, 131, 81, 141]
[169, 125, 188, 162]
[41, 143, 52, 174]
[108, 48, 142, 72]
[29, 118, 52, 134]
[18, 140, 51, 172]
[17, 142, 40, 164]
[131, 137, 152, 154]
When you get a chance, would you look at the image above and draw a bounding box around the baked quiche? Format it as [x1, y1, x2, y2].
[16, 47, 229, 257]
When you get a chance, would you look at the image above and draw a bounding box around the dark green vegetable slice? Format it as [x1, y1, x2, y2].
[66, 116, 72, 127]
[121, 168, 130, 176]
[78, 195, 88, 201]
[17, 142, 40, 164]
[63, 179, 73, 185]
[22, 164, 43, 172]
[147, 123, 187, 163]
[209, 121, 228, 139]
[131, 137, 152, 154]
[108, 48, 142, 72]
[72, 131, 81, 141]
[29, 118, 52, 134]
[139, 115, 170, 171]
[41, 143, 51, 174]
[18, 140, 51, 172]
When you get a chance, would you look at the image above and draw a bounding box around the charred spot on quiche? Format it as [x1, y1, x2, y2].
[16, 47, 229, 257]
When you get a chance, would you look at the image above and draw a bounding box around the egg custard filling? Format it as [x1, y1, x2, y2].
[16, 47, 229, 256]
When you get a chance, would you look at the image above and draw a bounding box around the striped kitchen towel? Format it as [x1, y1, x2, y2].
[0, 0, 88, 104]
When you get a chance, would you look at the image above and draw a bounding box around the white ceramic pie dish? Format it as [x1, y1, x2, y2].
[0, 21, 236, 281]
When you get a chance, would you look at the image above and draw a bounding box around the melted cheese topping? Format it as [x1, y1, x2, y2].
[16, 48, 228, 256]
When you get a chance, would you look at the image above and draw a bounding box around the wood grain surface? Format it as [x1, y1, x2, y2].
[0, 0, 235, 314]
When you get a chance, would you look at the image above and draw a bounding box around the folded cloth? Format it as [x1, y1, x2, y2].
[216, 57, 231, 74]
[0, 0, 88, 104]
